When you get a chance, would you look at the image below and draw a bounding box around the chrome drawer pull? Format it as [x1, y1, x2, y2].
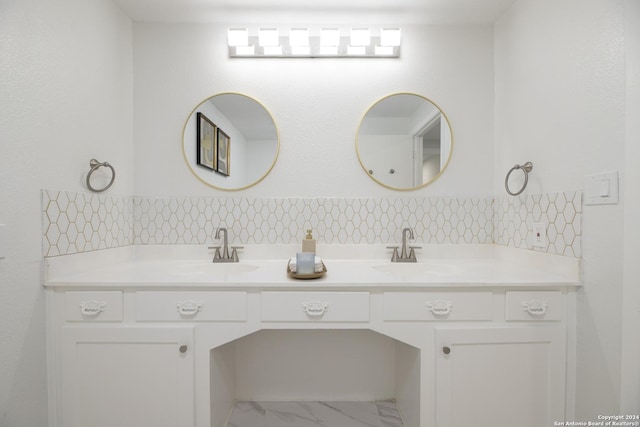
[176, 301, 202, 317]
[302, 301, 329, 318]
[426, 300, 453, 316]
[79, 301, 107, 317]
[521, 300, 548, 316]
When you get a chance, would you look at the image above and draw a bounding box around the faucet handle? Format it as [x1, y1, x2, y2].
[208, 246, 222, 260]
[387, 246, 400, 262]
[408, 246, 421, 261]
[230, 246, 243, 262]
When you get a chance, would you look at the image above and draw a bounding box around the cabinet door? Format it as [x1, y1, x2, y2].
[435, 327, 566, 427]
[61, 327, 194, 427]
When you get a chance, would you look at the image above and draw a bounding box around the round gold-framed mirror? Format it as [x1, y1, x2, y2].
[182, 92, 279, 191]
[356, 93, 453, 191]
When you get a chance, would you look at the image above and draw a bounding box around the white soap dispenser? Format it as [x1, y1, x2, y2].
[302, 229, 316, 254]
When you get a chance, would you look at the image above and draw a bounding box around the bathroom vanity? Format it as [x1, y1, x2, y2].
[44, 244, 580, 427]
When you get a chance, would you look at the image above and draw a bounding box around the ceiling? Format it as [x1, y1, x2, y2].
[111, 0, 518, 25]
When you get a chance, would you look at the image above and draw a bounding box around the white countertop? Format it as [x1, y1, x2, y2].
[44, 244, 581, 289]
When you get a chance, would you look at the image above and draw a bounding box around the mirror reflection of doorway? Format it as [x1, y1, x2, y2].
[357, 93, 453, 190]
[415, 117, 442, 186]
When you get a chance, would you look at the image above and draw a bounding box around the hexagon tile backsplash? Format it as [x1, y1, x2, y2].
[41, 190, 582, 258]
[42, 190, 133, 257]
[494, 191, 582, 257]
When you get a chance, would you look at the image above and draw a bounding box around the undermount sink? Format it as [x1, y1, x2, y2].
[372, 262, 453, 277]
[173, 261, 260, 276]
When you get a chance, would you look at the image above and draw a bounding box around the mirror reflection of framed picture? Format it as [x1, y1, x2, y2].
[196, 112, 216, 170]
[216, 128, 230, 176]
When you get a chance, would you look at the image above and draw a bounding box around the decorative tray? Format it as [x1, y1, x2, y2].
[287, 261, 327, 280]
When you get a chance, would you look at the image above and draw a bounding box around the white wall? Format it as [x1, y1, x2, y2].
[132, 24, 495, 197]
[621, 0, 640, 413]
[0, 0, 133, 424]
[495, 0, 626, 417]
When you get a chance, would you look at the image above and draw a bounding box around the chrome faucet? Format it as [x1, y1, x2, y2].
[388, 227, 421, 262]
[209, 227, 242, 263]
[401, 227, 414, 259]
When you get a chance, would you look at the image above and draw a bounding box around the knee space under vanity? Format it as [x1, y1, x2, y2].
[209, 329, 420, 427]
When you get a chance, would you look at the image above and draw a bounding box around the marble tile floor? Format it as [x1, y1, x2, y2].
[226, 400, 405, 427]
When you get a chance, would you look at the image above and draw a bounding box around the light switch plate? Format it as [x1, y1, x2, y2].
[584, 171, 619, 205]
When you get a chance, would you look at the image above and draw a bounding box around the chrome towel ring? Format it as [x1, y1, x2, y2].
[86, 159, 115, 192]
[505, 162, 533, 196]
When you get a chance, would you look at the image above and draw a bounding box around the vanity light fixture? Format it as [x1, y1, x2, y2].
[319, 28, 340, 56]
[259, 28, 279, 46]
[377, 28, 401, 55]
[259, 28, 282, 55]
[228, 28, 248, 46]
[289, 28, 310, 56]
[348, 28, 370, 55]
[227, 27, 401, 58]
[381, 28, 401, 46]
[228, 28, 254, 56]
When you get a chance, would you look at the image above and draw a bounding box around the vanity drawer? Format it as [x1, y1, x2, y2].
[65, 291, 123, 322]
[136, 291, 247, 322]
[383, 292, 493, 321]
[261, 292, 370, 322]
[505, 291, 562, 321]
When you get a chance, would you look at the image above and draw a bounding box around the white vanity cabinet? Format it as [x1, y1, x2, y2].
[378, 288, 570, 427]
[60, 326, 194, 427]
[434, 326, 566, 427]
[50, 290, 196, 427]
[45, 251, 578, 427]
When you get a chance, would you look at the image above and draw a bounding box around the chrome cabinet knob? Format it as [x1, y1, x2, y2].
[179, 345, 188, 354]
